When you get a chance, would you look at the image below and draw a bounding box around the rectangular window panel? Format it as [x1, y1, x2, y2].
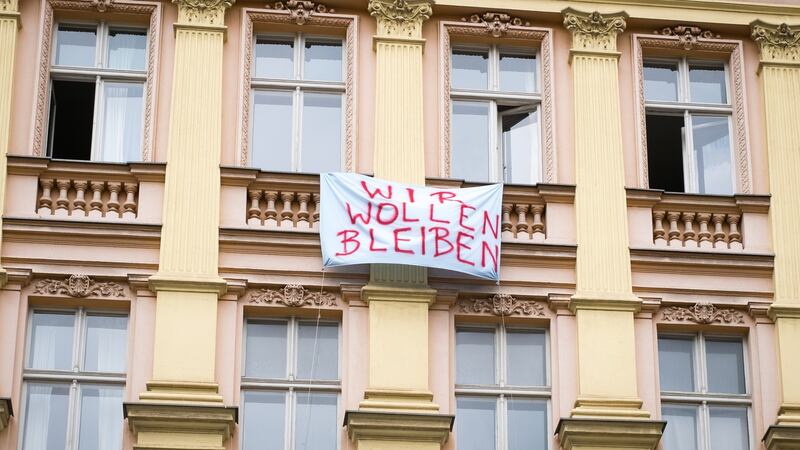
[77, 386, 124, 450]
[29, 312, 75, 370]
[84, 315, 128, 373]
[21, 383, 70, 450]
[255, 38, 295, 79]
[689, 64, 727, 104]
[106, 29, 147, 71]
[643, 61, 679, 102]
[661, 404, 699, 450]
[502, 108, 540, 185]
[296, 322, 339, 380]
[691, 115, 733, 195]
[645, 114, 686, 192]
[657, 337, 695, 392]
[99, 82, 144, 163]
[456, 328, 495, 385]
[245, 321, 288, 379]
[304, 40, 343, 82]
[300, 92, 342, 173]
[251, 90, 294, 171]
[55, 25, 96, 67]
[705, 339, 746, 394]
[507, 399, 547, 450]
[499, 52, 536, 93]
[456, 397, 496, 450]
[49, 79, 95, 161]
[294, 393, 338, 450]
[506, 329, 546, 387]
[242, 391, 286, 450]
[451, 101, 491, 183]
[451, 49, 488, 90]
[709, 406, 749, 450]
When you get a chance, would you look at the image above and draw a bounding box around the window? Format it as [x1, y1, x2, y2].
[450, 45, 541, 184]
[455, 325, 549, 450]
[643, 58, 734, 195]
[250, 34, 344, 173]
[47, 22, 147, 162]
[241, 318, 340, 450]
[658, 334, 751, 450]
[21, 310, 128, 450]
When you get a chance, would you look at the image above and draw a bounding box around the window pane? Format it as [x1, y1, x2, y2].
[100, 82, 144, 163]
[455, 328, 495, 385]
[301, 93, 342, 173]
[49, 79, 95, 161]
[691, 115, 733, 195]
[643, 62, 679, 102]
[661, 404, 699, 450]
[645, 114, 686, 193]
[245, 321, 288, 379]
[451, 49, 488, 90]
[304, 40, 343, 82]
[294, 393, 338, 450]
[22, 383, 70, 450]
[55, 25, 96, 67]
[709, 407, 749, 450]
[506, 329, 546, 386]
[456, 397, 496, 450]
[657, 337, 695, 392]
[29, 312, 75, 370]
[706, 339, 746, 394]
[77, 386, 124, 450]
[452, 101, 490, 183]
[502, 109, 540, 185]
[499, 52, 536, 93]
[297, 322, 339, 380]
[242, 391, 286, 450]
[251, 91, 293, 171]
[255, 38, 295, 79]
[107, 29, 147, 71]
[507, 399, 547, 450]
[84, 315, 128, 373]
[690, 64, 727, 104]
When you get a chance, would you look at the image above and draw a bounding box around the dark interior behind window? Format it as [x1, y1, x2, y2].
[48, 79, 95, 160]
[646, 114, 685, 193]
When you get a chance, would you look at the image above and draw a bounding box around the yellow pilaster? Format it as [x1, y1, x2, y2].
[751, 20, 800, 450]
[558, 9, 663, 450]
[124, 1, 236, 448]
[345, 0, 453, 447]
[0, 0, 19, 291]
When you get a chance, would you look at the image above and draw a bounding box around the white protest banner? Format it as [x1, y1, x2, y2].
[320, 173, 503, 281]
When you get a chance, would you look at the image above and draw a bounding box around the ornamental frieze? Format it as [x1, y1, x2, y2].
[460, 12, 531, 38]
[33, 275, 125, 298]
[268, 0, 334, 25]
[458, 293, 545, 317]
[751, 21, 800, 64]
[660, 302, 744, 325]
[563, 9, 627, 52]
[249, 283, 338, 307]
[654, 25, 720, 50]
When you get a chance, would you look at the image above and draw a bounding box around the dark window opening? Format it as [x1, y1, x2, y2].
[646, 114, 685, 193]
[48, 79, 95, 160]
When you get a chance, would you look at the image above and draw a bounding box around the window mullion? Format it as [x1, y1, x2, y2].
[286, 389, 294, 450]
[91, 76, 103, 162]
[295, 88, 303, 172]
[66, 379, 80, 450]
[683, 110, 697, 193]
[288, 318, 296, 381]
[497, 394, 505, 450]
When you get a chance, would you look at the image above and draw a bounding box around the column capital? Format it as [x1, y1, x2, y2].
[369, 0, 432, 39]
[173, 0, 234, 28]
[0, 0, 18, 13]
[751, 21, 800, 66]
[562, 8, 627, 54]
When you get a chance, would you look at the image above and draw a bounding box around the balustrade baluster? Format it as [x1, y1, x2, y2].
[681, 212, 696, 247]
[696, 213, 712, 249]
[264, 191, 278, 228]
[728, 214, 743, 250]
[88, 182, 105, 219]
[107, 182, 122, 219]
[711, 214, 727, 249]
[667, 212, 681, 246]
[122, 183, 138, 219]
[652, 210, 667, 247]
[280, 192, 295, 228]
[72, 181, 88, 216]
[54, 179, 71, 216]
[38, 179, 54, 216]
[296, 193, 311, 229]
[531, 204, 545, 242]
[515, 204, 530, 240]
[501, 204, 513, 239]
[247, 189, 263, 226]
[311, 194, 320, 231]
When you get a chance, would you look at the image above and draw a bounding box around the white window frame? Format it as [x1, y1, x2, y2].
[240, 317, 342, 450]
[48, 20, 148, 162]
[249, 33, 346, 173]
[19, 308, 129, 450]
[449, 44, 542, 184]
[643, 57, 735, 194]
[659, 332, 753, 450]
[454, 323, 551, 450]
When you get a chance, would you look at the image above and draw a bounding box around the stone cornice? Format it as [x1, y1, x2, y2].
[752, 21, 800, 66]
[173, 0, 234, 27]
[368, 0, 432, 39]
[563, 8, 627, 54]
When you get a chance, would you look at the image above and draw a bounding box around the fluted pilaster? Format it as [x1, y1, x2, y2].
[0, 0, 19, 289]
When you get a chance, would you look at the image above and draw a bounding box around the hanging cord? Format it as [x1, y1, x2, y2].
[300, 268, 326, 449]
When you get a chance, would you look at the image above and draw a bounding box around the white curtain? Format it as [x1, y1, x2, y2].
[86, 316, 127, 373]
[78, 386, 123, 450]
[30, 313, 72, 370]
[107, 32, 146, 71]
[100, 83, 143, 163]
[22, 384, 68, 450]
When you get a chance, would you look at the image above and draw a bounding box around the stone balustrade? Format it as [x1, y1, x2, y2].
[247, 189, 320, 231]
[38, 178, 139, 219]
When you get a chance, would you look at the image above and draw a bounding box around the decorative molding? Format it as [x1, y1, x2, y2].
[267, 0, 334, 25]
[562, 8, 627, 53]
[457, 293, 545, 317]
[660, 302, 745, 324]
[751, 21, 800, 65]
[249, 283, 338, 307]
[174, 0, 233, 27]
[0, 0, 18, 13]
[90, 0, 112, 12]
[460, 12, 530, 38]
[33, 274, 125, 298]
[654, 25, 720, 50]
[368, 0, 432, 39]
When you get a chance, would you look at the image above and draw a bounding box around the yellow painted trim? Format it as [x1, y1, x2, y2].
[0, 7, 17, 288]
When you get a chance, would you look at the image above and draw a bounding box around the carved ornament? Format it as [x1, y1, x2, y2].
[461, 12, 530, 38]
[751, 21, 800, 64]
[268, 0, 334, 25]
[249, 283, 337, 307]
[0, 0, 18, 12]
[654, 25, 720, 50]
[33, 275, 125, 298]
[458, 293, 545, 317]
[661, 302, 744, 324]
[368, 0, 432, 39]
[563, 8, 627, 53]
[173, 0, 234, 27]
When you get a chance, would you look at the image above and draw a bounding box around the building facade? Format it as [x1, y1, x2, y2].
[0, 0, 799, 449]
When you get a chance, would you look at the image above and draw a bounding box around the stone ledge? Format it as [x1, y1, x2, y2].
[0, 397, 12, 431]
[764, 424, 800, 450]
[123, 402, 237, 438]
[344, 410, 454, 444]
[556, 417, 665, 450]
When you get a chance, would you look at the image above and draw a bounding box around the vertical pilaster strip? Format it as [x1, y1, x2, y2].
[0, 0, 19, 289]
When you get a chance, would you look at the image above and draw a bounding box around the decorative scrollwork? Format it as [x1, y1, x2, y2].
[369, 0, 432, 38]
[661, 302, 744, 324]
[460, 12, 530, 38]
[752, 21, 800, 64]
[89, 0, 112, 12]
[0, 0, 18, 12]
[33, 275, 125, 298]
[458, 294, 545, 317]
[249, 283, 337, 307]
[654, 25, 720, 50]
[563, 9, 627, 52]
[268, 0, 334, 25]
[174, 0, 234, 26]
